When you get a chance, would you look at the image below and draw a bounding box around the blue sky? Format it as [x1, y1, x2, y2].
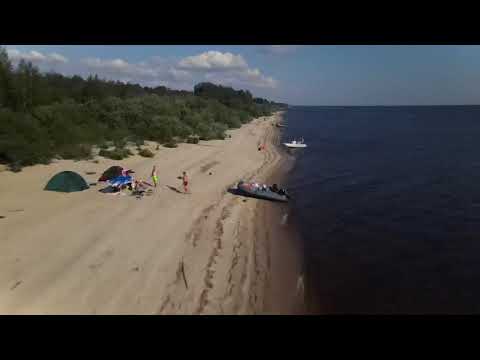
[4, 45, 480, 105]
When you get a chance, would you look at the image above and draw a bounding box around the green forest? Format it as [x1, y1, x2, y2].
[0, 46, 287, 171]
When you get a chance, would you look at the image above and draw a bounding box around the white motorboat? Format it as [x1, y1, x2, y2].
[283, 138, 307, 148]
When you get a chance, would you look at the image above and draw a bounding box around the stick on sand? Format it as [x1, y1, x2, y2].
[181, 259, 188, 289]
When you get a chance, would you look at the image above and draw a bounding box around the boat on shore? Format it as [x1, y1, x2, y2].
[236, 181, 289, 202]
[276, 123, 286, 128]
[283, 138, 307, 148]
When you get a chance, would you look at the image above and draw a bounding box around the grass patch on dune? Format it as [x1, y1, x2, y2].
[99, 148, 133, 160]
[138, 148, 155, 157]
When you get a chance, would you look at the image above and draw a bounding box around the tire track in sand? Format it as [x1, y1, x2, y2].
[157, 117, 282, 314]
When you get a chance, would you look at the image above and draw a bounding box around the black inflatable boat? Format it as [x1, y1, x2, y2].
[236, 181, 289, 202]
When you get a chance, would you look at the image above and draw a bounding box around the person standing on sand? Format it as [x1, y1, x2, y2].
[151, 165, 158, 187]
[181, 171, 189, 194]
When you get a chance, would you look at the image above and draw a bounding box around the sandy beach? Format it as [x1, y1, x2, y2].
[0, 112, 303, 314]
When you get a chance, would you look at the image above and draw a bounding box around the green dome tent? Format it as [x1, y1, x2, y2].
[44, 171, 89, 193]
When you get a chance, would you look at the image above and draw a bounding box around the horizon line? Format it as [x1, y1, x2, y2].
[289, 104, 480, 107]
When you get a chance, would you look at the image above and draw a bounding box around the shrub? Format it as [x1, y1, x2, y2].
[107, 152, 124, 160]
[99, 149, 112, 158]
[8, 162, 23, 172]
[138, 148, 155, 157]
[210, 123, 228, 140]
[99, 147, 132, 160]
[196, 122, 214, 141]
[164, 142, 178, 148]
[187, 136, 200, 144]
[113, 139, 127, 149]
[58, 144, 93, 160]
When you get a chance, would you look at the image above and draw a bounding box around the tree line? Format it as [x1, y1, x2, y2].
[0, 47, 287, 171]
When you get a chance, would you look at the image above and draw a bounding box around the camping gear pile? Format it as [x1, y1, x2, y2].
[44, 165, 152, 199]
[98, 166, 134, 192]
[97, 166, 153, 198]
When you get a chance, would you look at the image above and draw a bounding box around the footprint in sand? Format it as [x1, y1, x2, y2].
[10, 280, 22, 291]
[89, 249, 114, 271]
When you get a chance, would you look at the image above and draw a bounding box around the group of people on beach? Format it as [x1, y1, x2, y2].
[250, 182, 285, 195]
[251, 182, 268, 191]
[109, 165, 190, 195]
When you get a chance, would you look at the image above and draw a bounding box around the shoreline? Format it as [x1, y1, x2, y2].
[0, 111, 300, 314]
[261, 158, 306, 314]
[252, 117, 306, 314]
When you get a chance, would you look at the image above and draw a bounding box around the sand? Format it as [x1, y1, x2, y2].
[0, 112, 303, 314]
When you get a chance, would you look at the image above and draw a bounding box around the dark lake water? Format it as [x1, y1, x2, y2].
[282, 105, 480, 313]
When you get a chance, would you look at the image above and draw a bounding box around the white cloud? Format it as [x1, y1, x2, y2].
[168, 67, 191, 82]
[178, 51, 248, 71]
[49, 53, 68, 63]
[243, 68, 278, 88]
[83, 58, 129, 71]
[205, 69, 278, 89]
[81, 56, 193, 87]
[79, 51, 277, 90]
[3, 47, 276, 94]
[82, 57, 158, 79]
[28, 50, 46, 61]
[8, 49, 44, 62]
[176, 51, 277, 89]
[7, 48, 68, 64]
